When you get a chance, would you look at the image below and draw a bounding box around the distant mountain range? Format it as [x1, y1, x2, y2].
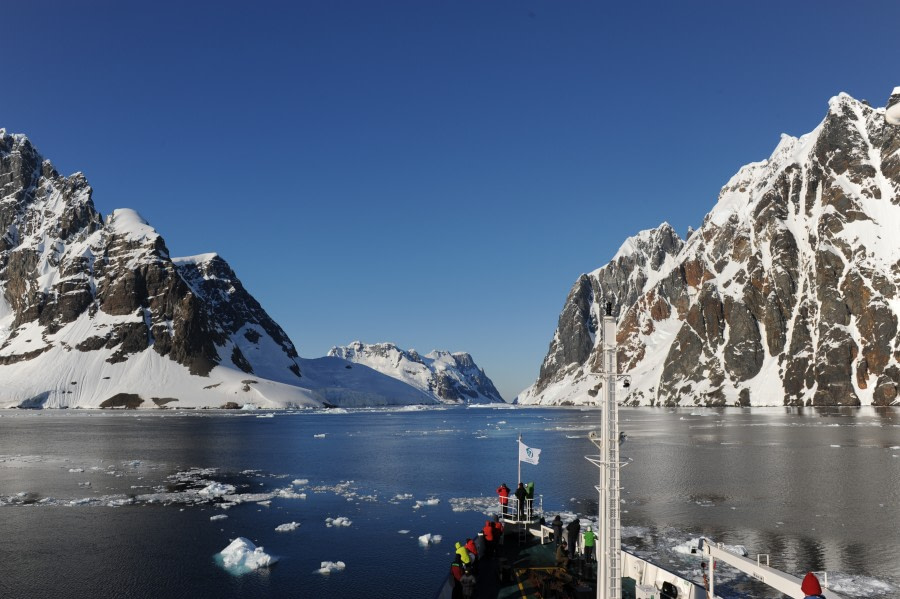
[0, 130, 501, 408]
[329, 341, 504, 403]
[519, 88, 900, 407]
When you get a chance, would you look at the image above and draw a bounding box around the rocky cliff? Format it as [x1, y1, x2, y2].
[329, 341, 505, 403]
[519, 89, 900, 407]
[0, 130, 434, 408]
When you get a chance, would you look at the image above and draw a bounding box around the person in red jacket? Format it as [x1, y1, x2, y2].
[492, 514, 504, 547]
[450, 556, 464, 599]
[496, 483, 510, 518]
[465, 537, 478, 565]
[482, 520, 495, 557]
[801, 571, 826, 598]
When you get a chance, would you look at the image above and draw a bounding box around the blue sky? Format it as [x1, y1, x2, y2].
[3, 1, 898, 400]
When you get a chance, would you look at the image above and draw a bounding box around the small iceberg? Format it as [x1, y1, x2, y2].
[315, 561, 346, 575]
[199, 482, 235, 498]
[326, 516, 352, 527]
[275, 522, 300, 532]
[418, 533, 442, 546]
[215, 537, 277, 574]
[210, 514, 228, 521]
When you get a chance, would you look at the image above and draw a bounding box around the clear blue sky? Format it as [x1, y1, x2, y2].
[3, 1, 898, 400]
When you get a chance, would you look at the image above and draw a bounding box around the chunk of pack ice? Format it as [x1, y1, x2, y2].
[199, 482, 235, 498]
[326, 516, 352, 527]
[216, 537, 277, 574]
[275, 522, 300, 532]
[315, 561, 346, 575]
[418, 533, 443, 545]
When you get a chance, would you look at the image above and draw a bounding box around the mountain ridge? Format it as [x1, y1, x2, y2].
[328, 341, 505, 404]
[519, 89, 900, 407]
[0, 130, 446, 409]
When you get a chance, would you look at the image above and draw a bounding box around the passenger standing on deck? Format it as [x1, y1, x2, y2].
[474, 532, 486, 561]
[551, 515, 563, 546]
[525, 481, 535, 518]
[801, 572, 827, 598]
[566, 518, 581, 559]
[583, 526, 597, 563]
[450, 556, 464, 599]
[514, 482, 527, 521]
[492, 515, 504, 546]
[482, 520, 495, 557]
[465, 537, 478, 568]
[496, 483, 510, 518]
[455, 541, 471, 566]
[460, 567, 477, 599]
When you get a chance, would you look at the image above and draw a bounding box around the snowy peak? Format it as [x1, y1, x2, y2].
[0, 131, 313, 408]
[522, 88, 900, 407]
[607, 222, 683, 271]
[329, 341, 504, 403]
[106, 209, 159, 243]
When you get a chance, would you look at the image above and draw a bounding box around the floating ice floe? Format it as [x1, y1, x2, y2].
[414, 498, 440, 508]
[418, 533, 442, 545]
[210, 514, 228, 521]
[313, 433, 326, 438]
[199, 482, 236, 498]
[216, 537, 277, 575]
[326, 516, 352, 527]
[394, 493, 413, 500]
[449, 496, 498, 514]
[275, 521, 300, 532]
[672, 537, 747, 557]
[315, 561, 346, 575]
[277, 488, 307, 499]
[829, 572, 895, 596]
[68, 468, 84, 473]
[292, 479, 309, 486]
[398, 529, 410, 534]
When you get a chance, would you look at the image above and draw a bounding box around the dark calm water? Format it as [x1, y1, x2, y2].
[0, 406, 898, 598]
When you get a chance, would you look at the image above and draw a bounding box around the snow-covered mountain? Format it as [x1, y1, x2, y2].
[0, 130, 436, 409]
[519, 89, 900, 407]
[328, 341, 505, 403]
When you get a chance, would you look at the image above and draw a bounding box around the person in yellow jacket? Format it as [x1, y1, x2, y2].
[582, 526, 597, 563]
[455, 541, 472, 565]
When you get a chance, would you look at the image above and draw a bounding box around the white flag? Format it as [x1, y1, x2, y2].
[518, 441, 541, 465]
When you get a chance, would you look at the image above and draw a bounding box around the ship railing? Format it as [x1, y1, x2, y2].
[498, 495, 543, 524]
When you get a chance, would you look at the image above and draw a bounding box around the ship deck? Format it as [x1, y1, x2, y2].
[436, 519, 641, 599]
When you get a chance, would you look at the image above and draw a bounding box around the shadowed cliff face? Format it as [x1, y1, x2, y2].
[524, 90, 900, 407]
[0, 130, 302, 382]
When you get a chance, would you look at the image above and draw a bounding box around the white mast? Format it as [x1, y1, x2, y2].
[587, 303, 622, 599]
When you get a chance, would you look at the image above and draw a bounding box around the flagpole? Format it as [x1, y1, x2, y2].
[517, 433, 522, 488]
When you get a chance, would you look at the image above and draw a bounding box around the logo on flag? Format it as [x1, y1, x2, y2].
[518, 441, 541, 465]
